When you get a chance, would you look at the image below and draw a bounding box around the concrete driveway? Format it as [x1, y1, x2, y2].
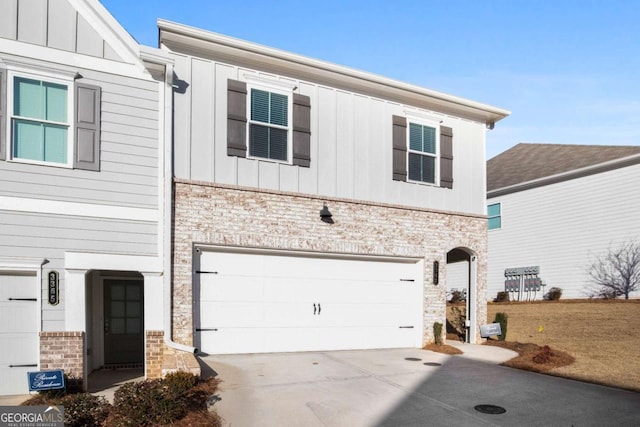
[200, 344, 640, 427]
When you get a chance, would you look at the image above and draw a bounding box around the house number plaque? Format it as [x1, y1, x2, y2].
[48, 271, 59, 306]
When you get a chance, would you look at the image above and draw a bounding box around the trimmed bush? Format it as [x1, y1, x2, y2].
[544, 287, 563, 301]
[61, 393, 111, 427]
[494, 312, 508, 341]
[433, 322, 443, 345]
[494, 291, 510, 303]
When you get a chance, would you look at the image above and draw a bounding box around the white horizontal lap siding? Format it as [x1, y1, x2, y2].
[196, 251, 423, 354]
[169, 53, 486, 215]
[488, 163, 640, 300]
[0, 70, 159, 209]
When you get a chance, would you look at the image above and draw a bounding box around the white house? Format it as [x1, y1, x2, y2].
[158, 20, 509, 354]
[487, 143, 640, 301]
[0, 0, 176, 395]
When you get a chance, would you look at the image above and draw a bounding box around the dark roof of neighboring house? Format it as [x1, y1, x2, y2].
[487, 143, 640, 192]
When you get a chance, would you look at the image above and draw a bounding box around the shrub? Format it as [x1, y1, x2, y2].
[494, 291, 509, 303]
[494, 312, 508, 341]
[61, 393, 111, 427]
[433, 322, 443, 345]
[449, 289, 466, 303]
[544, 287, 563, 301]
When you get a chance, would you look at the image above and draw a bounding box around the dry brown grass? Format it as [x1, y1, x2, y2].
[485, 300, 640, 392]
[423, 343, 463, 355]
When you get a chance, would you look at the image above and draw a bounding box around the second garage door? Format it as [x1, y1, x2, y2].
[195, 250, 423, 354]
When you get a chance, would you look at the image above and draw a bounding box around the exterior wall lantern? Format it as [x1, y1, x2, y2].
[320, 203, 334, 224]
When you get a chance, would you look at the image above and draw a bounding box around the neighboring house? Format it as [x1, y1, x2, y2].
[0, 0, 176, 395]
[487, 143, 640, 301]
[158, 20, 509, 354]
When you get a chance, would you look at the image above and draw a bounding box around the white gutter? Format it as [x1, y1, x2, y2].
[157, 19, 510, 125]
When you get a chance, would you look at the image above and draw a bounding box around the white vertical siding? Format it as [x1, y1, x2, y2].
[169, 54, 488, 214]
[488, 163, 640, 300]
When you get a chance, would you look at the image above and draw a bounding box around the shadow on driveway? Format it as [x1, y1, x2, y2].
[200, 348, 640, 427]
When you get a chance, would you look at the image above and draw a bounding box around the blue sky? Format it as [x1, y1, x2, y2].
[101, 0, 640, 159]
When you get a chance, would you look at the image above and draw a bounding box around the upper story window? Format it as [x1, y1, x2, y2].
[0, 67, 102, 171]
[248, 88, 290, 162]
[488, 203, 502, 230]
[408, 122, 437, 184]
[227, 78, 311, 167]
[11, 75, 72, 165]
[392, 114, 453, 188]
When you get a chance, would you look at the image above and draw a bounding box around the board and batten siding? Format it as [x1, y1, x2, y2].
[487, 163, 640, 300]
[170, 54, 488, 215]
[0, 0, 124, 62]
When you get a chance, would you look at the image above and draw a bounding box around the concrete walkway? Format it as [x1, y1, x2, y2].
[201, 345, 640, 427]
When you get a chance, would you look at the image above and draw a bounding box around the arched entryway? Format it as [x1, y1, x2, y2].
[445, 248, 478, 343]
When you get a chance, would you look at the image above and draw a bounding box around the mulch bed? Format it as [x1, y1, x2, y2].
[484, 339, 575, 373]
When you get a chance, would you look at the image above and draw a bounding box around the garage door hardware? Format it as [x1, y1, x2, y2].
[9, 364, 37, 368]
[313, 303, 322, 315]
[399, 326, 414, 328]
[8, 297, 37, 301]
[196, 270, 218, 274]
[400, 279, 415, 282]
[196, 328, 218, 332]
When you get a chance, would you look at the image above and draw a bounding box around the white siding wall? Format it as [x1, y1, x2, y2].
[170, 53, 488, 215]
[487, 163, 640, 300]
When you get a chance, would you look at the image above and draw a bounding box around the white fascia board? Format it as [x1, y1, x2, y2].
[0, 39, 149, 80]
[488, 152, 640, 198]
[0, 257, 48, 271]
[65, 252, 162, 273]
[158, 19, 510, 125]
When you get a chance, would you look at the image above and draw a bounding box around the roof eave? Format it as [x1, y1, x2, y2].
[158, 19, 510, 125]
[488, 153, 640, 198]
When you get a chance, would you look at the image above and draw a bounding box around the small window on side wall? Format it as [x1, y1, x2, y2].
[488, 203, 501, 230]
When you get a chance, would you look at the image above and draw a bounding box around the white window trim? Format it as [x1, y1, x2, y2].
[6, 67, 75, 168]
[246, 82, 293, 164]
[406, 119, 440, 186]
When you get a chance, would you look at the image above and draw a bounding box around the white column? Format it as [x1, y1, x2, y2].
[469, 256, 478, 344]
[65, 269, 88, 332]
[143, 272, 164, 331]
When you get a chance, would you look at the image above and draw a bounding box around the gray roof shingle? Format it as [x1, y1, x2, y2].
[487, 143, 640, 192]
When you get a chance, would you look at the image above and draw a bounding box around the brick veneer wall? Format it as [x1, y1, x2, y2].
[173, 179, 488, 345]
[145, 330, 164, 379]
[39, 331, 84, 379]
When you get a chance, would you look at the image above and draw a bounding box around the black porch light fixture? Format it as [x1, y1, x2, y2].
[319, 203, 334, 224]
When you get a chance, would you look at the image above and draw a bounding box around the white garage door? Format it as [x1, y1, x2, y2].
[195, 251, 423, 354]
[0, 272, 39, 395]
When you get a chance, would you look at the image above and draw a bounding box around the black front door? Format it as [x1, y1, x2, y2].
[104, 279, 143, 365]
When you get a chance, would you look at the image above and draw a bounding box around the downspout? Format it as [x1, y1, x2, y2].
[161, 60, 197, 354]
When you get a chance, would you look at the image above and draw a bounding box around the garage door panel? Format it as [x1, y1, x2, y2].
[200, 276, 264, 301]
[0, 273, 38, 395]
[196, 251, 423, 355]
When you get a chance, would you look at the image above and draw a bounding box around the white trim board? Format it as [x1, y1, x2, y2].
[0, 195, 158, 222]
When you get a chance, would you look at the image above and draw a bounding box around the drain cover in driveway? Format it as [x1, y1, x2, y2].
[404, 357, 422, 361]
[423, 362, 442, 366]
[474, 404, 506, 414]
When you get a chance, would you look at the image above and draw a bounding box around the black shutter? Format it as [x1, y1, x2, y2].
[392, 115, 407, 181]
[227, 79, 247, 157]
[440, 126, 453, 189]
[0, 68, 6, 161]
[74, 82, 101, 171]
[292, 93, 311, 167]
